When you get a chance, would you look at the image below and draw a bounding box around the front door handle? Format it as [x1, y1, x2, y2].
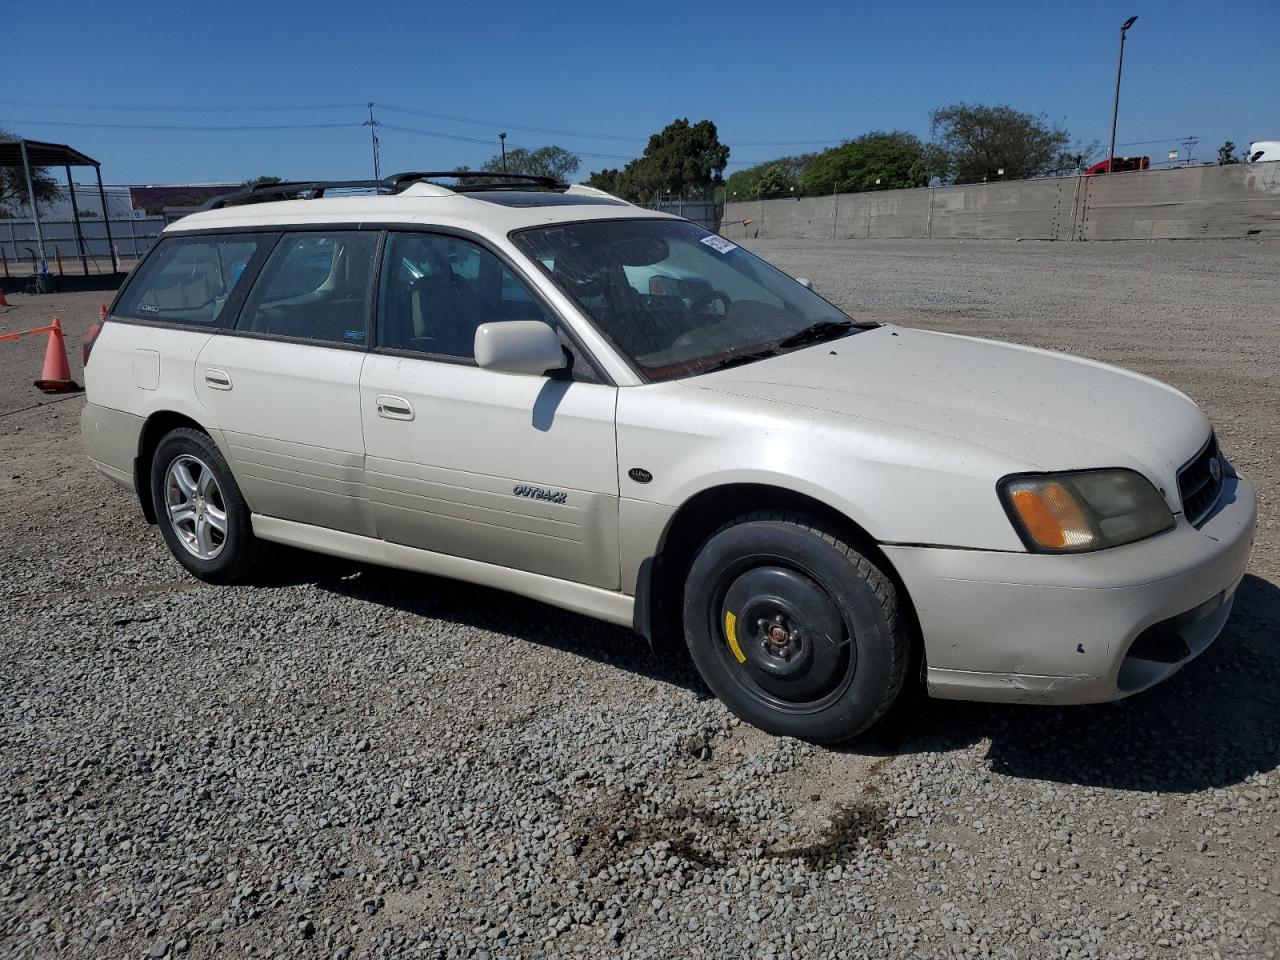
[375, 394, 415, 421]
[204, 368, 232, 390]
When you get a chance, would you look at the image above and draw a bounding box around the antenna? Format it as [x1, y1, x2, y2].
[364, 103, 382, 180]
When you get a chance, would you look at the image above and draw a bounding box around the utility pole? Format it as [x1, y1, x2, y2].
[499, 132, 507, 172]
[1179, 135, 1200, 166]
[1107, 16, 1138, 174]
[364, 103, 381, 180]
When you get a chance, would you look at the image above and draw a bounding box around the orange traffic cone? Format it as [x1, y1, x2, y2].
[34, 318, 82, 394]
[99, 304, 107, 320]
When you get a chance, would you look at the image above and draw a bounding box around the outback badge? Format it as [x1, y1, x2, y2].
[513, 483, 568, 505]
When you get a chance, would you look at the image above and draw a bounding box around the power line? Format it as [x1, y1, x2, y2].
[3, 98, 843, 148]
[377, 122, 636, 162]
[1116, 135, 1197, 147]
[7, 114, 639, 160]
[373, 104, 840, 147]
[0, 99, 363, 112]
[7, 115, 762, 168]
[376, 103, 646, 143]
[6, 118, 358, 132]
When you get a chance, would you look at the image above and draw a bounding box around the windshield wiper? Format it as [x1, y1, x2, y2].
[776, 319, 860, 349]
[707, 349, 778, 372]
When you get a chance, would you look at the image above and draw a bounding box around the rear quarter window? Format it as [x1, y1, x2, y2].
[115, 234, 266, 326]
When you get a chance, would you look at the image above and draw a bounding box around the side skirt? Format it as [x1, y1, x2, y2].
[252, 514, 635, 628]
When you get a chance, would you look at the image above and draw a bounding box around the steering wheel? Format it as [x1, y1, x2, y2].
[687, 289, 732, 315]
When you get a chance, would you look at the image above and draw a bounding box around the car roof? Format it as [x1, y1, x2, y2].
[164, 182, 675, 237]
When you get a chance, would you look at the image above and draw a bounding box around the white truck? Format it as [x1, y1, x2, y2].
[1247, 141, 1280, 163]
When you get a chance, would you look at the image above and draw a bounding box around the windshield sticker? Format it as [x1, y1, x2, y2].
[699, 235, 738, 255]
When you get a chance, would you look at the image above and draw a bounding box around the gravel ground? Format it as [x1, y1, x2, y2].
[1, 239, 1278, 960]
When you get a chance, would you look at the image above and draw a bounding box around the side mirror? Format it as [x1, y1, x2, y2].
[795, 277, 814, 291]
[474, 321, 567, 376]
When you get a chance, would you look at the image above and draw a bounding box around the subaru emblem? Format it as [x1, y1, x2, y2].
[1209, 457, 1222, 483]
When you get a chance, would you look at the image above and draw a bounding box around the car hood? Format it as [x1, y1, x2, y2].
[691, 325, 1208, 493]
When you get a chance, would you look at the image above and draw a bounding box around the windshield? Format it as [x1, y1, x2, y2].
[512, 219, 867, 380]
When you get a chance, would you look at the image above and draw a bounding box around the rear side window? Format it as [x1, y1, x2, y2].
[237, 231, 378, 345]
[115, 235, 263, 326]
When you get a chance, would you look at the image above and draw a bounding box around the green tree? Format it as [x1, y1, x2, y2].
[483, 145, 580, 182]
[0, 129, 64, 216]
[929, 104, 1076, 183]
[1217, 141, 1239, 165]
[585, 168, 622, 194]
[601, 119, 730, 203]
[724, 155, 814, 201]
[799, 131, 931, 195]
[241, 175, 283, 188]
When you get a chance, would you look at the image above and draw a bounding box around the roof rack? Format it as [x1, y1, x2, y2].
[387, 170, 568, 191]
[199, 170, 570, 211]
[200, 179, 390, 210]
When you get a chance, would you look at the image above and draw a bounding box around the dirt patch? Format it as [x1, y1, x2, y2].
[573, 788, 893, 875]
[574, 790, 740, 872]
[766, 801, 894, 867]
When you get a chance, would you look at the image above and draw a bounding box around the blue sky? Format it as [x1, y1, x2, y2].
[3, 0, 1276, 185]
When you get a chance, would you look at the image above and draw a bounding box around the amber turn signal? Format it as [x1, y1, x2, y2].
[1009, 483, 1092, 550]
[999, 469, 1175, 554]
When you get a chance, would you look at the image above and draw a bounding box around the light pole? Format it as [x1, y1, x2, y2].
[1107, 16, 1138, 174]
[499, 132, 507, 173]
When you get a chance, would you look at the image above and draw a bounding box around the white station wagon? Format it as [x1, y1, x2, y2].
[81, 172, 1256, 742]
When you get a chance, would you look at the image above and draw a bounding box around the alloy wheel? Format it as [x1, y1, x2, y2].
[163, 454, 228, 560]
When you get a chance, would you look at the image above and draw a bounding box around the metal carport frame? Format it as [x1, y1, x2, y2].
[0, 137, 119, 291]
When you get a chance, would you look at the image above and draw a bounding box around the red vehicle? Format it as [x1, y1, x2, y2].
[1084, 156, 1150, 176]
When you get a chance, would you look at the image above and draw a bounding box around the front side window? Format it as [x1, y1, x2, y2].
[237, 231, 378, 345]
[512, 219, 865, 380]
[376, 232, 554, 360]
[115, 235, 262, 326]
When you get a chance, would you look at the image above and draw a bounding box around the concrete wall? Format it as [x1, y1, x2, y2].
[1078, 162, 1280, 239]
[722, 161, 1280, 242]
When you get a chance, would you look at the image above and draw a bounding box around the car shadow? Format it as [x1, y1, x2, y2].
[309, 559, 709, 697]
[302, 555, 1278, 793]
[862, 573, 1280, 793]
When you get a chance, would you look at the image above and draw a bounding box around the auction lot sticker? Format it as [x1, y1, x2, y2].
[700, 235, 738, 254]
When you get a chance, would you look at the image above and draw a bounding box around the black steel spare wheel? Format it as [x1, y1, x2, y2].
[718, 565, 854, 709]
[683, 512, 908, 743]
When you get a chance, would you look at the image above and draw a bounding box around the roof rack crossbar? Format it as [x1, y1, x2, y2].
[200, 179, 391, 210]
[199, 171, 572, 211]
[387, 170, 567, 190]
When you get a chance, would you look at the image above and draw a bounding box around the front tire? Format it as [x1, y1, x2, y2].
[682, 512, 908, 743]
[150, 427, 263, 584]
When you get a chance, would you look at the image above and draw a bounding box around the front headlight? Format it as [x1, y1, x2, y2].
[999, 469, 1174, 553]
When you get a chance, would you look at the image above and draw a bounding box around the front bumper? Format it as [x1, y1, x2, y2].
[883, 472, 1256, 704]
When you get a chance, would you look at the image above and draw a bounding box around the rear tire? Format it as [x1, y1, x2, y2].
[150, 427, 263, 584]
[682, 512, 908, 743]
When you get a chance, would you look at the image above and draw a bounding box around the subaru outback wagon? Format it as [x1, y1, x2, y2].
[81, 171, 1256, 742]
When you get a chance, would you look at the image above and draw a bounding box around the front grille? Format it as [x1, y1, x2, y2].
[1177, 434, 1225, 527]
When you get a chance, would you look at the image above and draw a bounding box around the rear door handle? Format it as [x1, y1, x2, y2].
[204, 368, 232, 390]
[375, 394, 414, 421]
